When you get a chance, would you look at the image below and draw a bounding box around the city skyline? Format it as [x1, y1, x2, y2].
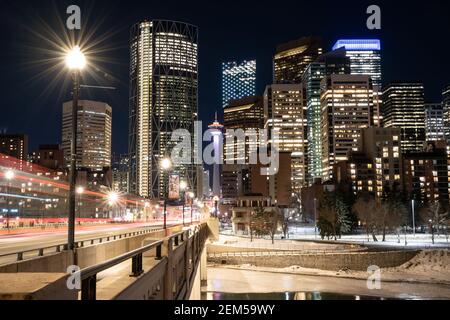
[0, 0, 450, 304]
[0, 1, 449, 155]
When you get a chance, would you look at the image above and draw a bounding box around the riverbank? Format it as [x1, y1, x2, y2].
[205, 266, 450, 299]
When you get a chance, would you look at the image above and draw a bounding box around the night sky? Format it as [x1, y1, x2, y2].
[0, 0, 449, 154]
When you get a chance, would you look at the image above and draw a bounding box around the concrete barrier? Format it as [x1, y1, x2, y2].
[0, 226, 184, 273]
[208, 250, 419, 271]
[0, 273, 77, 300]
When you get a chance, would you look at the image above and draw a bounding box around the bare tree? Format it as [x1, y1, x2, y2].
[420, 202, 449, 244]
[353, 194, 378, 242]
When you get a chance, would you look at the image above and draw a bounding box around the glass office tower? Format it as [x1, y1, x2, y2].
[222, 60, 256, 108]
[333, 39, 382, 126]
[302, 49, 351, 184]
[129, 20, 199, 198]
[443, 85, 450, 144]
[264, 84, 307, 193]
[321, 75, 373, 182]
[425, 103, 445, 142]
[382, 82, 425, 153]
[273, 36, 322, 84]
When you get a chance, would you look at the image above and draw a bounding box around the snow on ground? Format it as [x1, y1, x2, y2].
[212, 234, 450, 285]
[209, 249, 450, 285]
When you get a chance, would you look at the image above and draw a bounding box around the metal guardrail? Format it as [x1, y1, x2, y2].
[0, 227, 160, 264]
[79, 227, 201, 300]
[207, 247, 366, 258]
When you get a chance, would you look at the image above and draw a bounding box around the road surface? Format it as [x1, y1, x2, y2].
[0, 222, 179, 265]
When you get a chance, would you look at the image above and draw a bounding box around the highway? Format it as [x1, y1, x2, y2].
[0, 222, 180, 265]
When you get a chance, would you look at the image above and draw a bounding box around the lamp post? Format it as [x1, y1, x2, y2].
[161, 158, 172, 231]
[411, 199, 416, 237]
[189, 193, 195, 225]
[180, 181, 187, 226]
[313, 198, 318, 239]
[107, 191, 119, 219]
[65, 46, 86, 251]
[213, 196, 219, 218]
[4, 170, 14, 230]
[76, 186, 85, 225]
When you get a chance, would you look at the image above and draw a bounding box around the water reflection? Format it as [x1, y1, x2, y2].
[203, 292, 392, 300]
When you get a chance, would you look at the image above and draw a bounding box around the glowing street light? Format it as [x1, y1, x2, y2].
[66, 45, 87, 251]
[107, 191, 119, 206]
[65, 46, 86, 70]
[5, 170, 15, 181]
[180, 181, 188, 191]
[76, 186, 85, 195]
[161, 158, 172, 171]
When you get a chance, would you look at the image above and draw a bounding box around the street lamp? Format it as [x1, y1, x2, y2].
[189, 192, 195, 224]
[4, 170, 14, 230]
[180, 181, 187, 226]
[66, 45, 86, 251]
[213, 196, 220, 218]
[161, 157, 172, 231]
[107, 191, 120, 219]
[411, 199, 416, 237]
[313, 198, 318, 239]
[76, 186, 85, 225]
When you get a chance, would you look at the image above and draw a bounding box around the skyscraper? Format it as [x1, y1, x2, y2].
[0, 134, 28, 163]
[273, 36, 322, 84]
[425, 103, 445, 142]
[442, 85, 450, 144]
[382, 82, 425, 153]
[332, 39, 382, 88]
[222, 60, 256, 107]
[129, 20, 199, 198]
[332, 39, 382, 127]
[223, 96, 264, 164]
[320, 75, 373, 181]
[112, 153, 129, 193]
[62, 100, 112, 171]
[264, 84, 307, 193]
[302, 49, 351, 184]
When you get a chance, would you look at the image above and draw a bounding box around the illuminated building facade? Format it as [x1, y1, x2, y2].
[382, 82, 425, 153]
[273, 36, 322, 84]
[403, 141, 450, 204]
[112, 153, 129, 193]
[223, 96, 264, 164]
[425, 103, 445, 142]
[302, 49, 351, 184]
[0, 134, 28, 163]
[320, 75, 373, 182]
[442, 85, 450, 144]
[334, 127, 402, 197]
[129, 20, 199, 198]
[62, 100, 112, 171]
[264, 84, 307, 193]
[222, 60, 256, 107]
[332, 39, 382, 127]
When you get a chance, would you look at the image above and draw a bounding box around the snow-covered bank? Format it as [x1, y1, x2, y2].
[208, 250, 450, 286]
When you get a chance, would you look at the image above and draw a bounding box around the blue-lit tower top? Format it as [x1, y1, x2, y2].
[222, 60, 256, 108]
[332, 39, 382, 88]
